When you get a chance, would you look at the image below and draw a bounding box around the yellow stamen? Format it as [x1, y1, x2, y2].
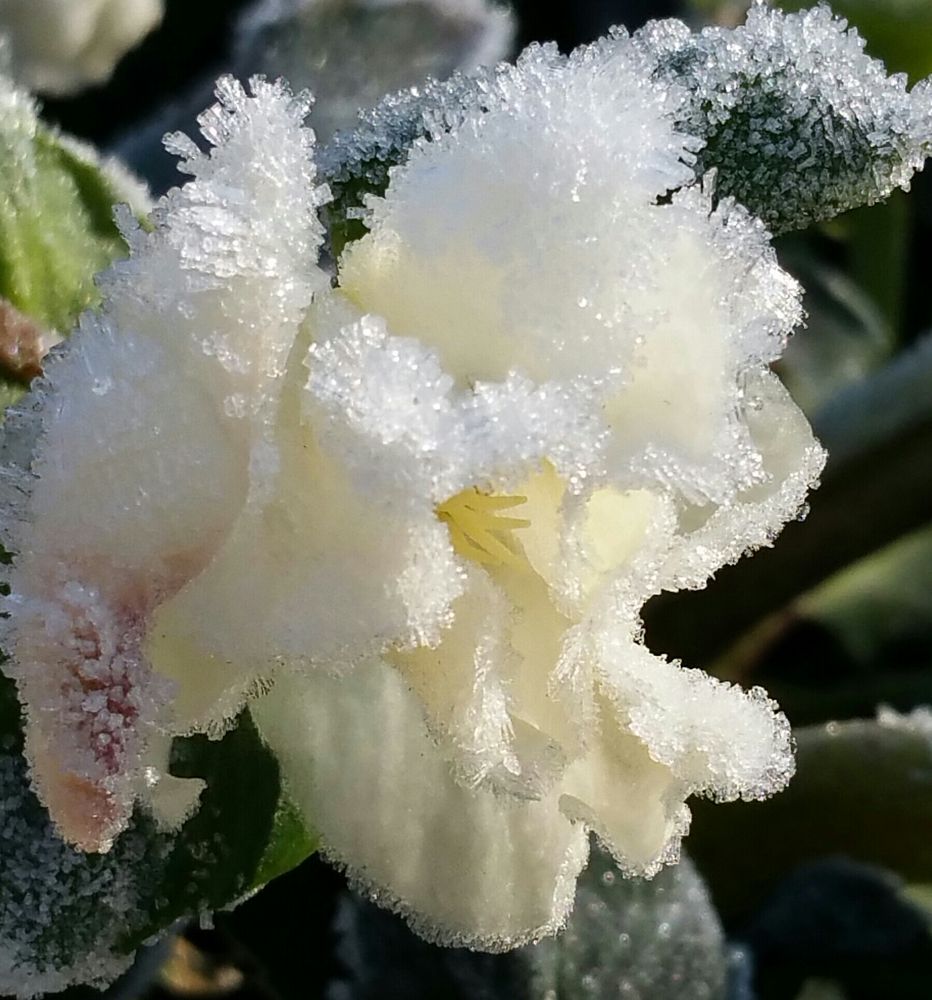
[436, 488, 530, 568]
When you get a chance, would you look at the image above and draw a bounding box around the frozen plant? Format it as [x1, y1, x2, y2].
[0, 0, 163, 95]
[1, 1, 930, 984]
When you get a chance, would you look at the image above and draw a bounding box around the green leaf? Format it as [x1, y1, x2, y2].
[844, 191, 911, 341]
[797, 523, 932, 666]
[0, 686, 317, 998]
[688, 710, 932, 921]
[249, 794, 319, 893]
[526, 845, 728, 1000]
[123, 711, 309, 947]
[0, 76, 129, 339]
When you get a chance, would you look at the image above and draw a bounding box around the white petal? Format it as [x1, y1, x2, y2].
[594, 633, 795, 803]
[252, 658, 589, 951]
[3, 76, 326, 849]
[558, 698, 688, 876]
[661, 367, 826, 589]
[339, 41, 696, 387]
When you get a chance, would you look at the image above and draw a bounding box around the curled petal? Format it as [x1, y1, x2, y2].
[595, 635, 794, 803]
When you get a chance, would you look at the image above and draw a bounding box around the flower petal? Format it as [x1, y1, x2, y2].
[338, 40, 696, 387]
[558, 698, 689, 876]
[390, 568, 566, 798]
[661, 367, 826, 589]
[149, 360, 465, 733]
[3, 76, 328, 849]
[594, 633, 794, 803]
[252, 658, 589, 950]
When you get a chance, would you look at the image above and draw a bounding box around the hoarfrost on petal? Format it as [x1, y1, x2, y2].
[593, 632, 794, 804]
[3, 75, 330, 849]
[338, 39, 698, 387]
[252, 659, 590, 951]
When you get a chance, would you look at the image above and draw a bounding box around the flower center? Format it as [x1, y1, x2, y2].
[436, 488, 530, 567]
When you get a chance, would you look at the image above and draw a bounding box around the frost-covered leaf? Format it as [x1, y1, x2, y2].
[778, 0, 932, 83]
[647, 3, 931, 234]
[688, 708, 932, 920]
[322, 3, 932, 247]
[0, 686, 317, 999]
[0, 669, 160, 998]
[0, 71, 135, 339]
[527, 846, 728, 1000]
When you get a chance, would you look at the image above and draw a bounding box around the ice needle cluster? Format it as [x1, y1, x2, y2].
[323, 2, 932, 238]
[9, 2, 926, 958]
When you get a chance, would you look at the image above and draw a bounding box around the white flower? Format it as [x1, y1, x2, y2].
[0, 0, 163, 96]
[3, 33, 825, 951]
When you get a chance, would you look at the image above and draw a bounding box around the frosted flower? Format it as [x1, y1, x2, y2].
[4, 34, 826, 950]
[0, 0, 163, 96]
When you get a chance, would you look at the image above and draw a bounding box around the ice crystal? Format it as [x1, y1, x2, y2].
[322, 3, 932, 238]
[0, 0, 164, 96]
[0, 728, 168, 998]
[643, 2, 932, 233]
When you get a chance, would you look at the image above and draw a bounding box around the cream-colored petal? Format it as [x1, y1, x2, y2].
[391, 569, 566, 798]
[253, 659, 589, 950]
[594, 634, 794, 803]
[149, 423, 463, 732]
[558, 695, 688, 876]
[663, 367, 826, 589]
